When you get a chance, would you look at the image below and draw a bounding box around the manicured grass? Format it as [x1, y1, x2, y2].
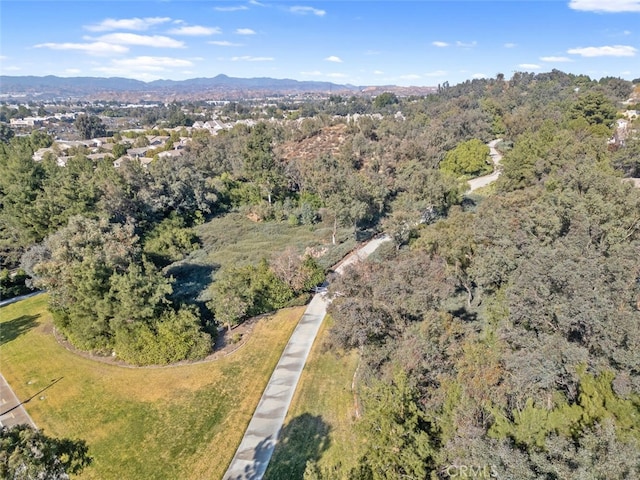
[0, 295, 304, 480]
[265, 316, 364, 479]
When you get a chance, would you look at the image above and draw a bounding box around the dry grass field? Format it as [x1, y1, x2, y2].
[0, 294, 303, 479]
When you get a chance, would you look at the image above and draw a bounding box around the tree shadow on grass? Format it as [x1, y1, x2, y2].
[265, 414, 331, 480]
[0, 314, 39, 346]
[165, 262, 219, 320]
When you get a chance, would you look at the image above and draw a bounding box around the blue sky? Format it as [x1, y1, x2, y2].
[1, 0, 639, 86]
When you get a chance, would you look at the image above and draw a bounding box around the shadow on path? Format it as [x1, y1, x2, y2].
[225, 435, 276, 480]
[0, 314, 39, 346]
[264, 414, 331, 480]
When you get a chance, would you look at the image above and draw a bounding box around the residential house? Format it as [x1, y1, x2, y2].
[127, 146, 151, 159]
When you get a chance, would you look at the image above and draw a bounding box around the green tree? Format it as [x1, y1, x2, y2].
[23, 216, 210, 364]
[207, 259, 295, 330]
[373, 92, 399, 109]
[143, 215, 200, 267]
[357, 370, 436, 479]
[0, 425, 91, 479]
[207, 265, 253, 331]
[113, 306, 210, 365]
[242, 123, 285, 204]
[0, 123, 15, 143]
[568, 91, 617, 131]
[111, 142, 128, 159]
[439, 138, 492, 178]
[74, 114, 106, 139]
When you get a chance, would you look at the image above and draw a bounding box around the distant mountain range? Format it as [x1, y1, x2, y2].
[0, 75, 437, 101]
[0, 74, 361, 101]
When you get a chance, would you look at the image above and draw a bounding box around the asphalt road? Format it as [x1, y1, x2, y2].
[0, 373, 36, 429]
[223, 235, 390, 480]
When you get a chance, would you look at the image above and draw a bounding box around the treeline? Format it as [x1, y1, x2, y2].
[299, 73, 640, 479]
[1, 70, 636, 369]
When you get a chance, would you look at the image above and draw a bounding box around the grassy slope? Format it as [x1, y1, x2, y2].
[170, 212, 355, 303]
[197, 212, 355, 268]
[0, 295, 303, 480]
[265, 317, 364, 479]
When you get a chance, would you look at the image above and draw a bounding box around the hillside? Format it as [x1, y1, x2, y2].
[0, 74, 360, 101]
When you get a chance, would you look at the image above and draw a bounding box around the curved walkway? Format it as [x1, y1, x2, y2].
[0, 290, 43, 308]
[223, 236, 390, 480]
[466, 139, 503, 192]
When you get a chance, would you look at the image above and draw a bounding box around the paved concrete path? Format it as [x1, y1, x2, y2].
[0, 372, 36, 429]
[466, 139, 503, 192]
[223, 236, 390, 480]
[0, 291, 43, 308]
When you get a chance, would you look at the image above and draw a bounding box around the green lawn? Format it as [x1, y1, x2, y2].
[265, 316, 364, 479]
[0, 295, 304, 480]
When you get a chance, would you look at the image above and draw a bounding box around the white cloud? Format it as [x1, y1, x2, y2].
[290, 6, 326, 16]
[569, 0, 640, 12]
[472, 73, 487, 79]
[540, 56, 573, 62]
[299, 71, 347, 79]
[85, 17, 171, 32]
[93, 56, 194, 76]
[169, 25, 221, 36]
[373, 70, 384, 75]
[567, 45, 637, 56]
[64, 68, 82, 75]
[112, 56, 193, 69]
[91, 33, 185, 48]
[424, 70, 447, 77]
[399, 74, 421, 80]
[504, 42, 517, 48]
[231, 55, 274, 61]
[432, 41, 449, 47]
[214, 5, 249, 11]
[235, 28, 256, 35]
[456, 41, 477, 48]
[209, 41, 243, 47]
[34, 41, 129, 56]
[4, 66, 21, 71]
[325, 55, 343, 63]
[0, 55, 7, 61]
[518, 63, 542, 69]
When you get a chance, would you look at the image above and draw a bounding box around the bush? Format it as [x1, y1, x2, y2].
[114, 307, 211, 365]
[0, 268, 32, 299]
[143, 216, 200, 267]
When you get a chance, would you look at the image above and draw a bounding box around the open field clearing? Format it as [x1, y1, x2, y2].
[168, 212, 356, 304]
[0, 295, 304, 480]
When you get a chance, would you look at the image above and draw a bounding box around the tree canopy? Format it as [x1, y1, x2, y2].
[0, 425, 92, 480]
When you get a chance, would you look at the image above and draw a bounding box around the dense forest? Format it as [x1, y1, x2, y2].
[1, 70, 639, 476]
[314, 74, 640, 478]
